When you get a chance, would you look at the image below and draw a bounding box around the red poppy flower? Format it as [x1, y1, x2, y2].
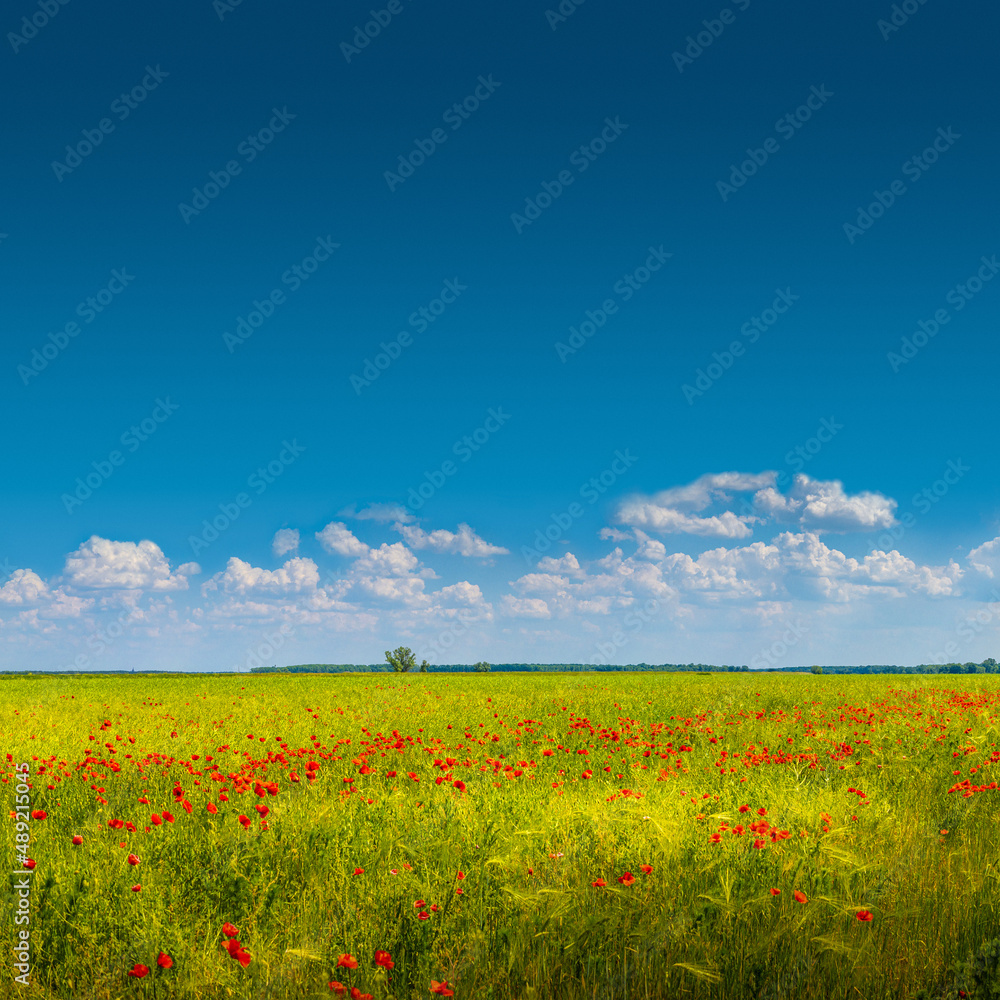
[738, 804, 750, 813]
[617, 872, 636, 885]
[162, 811, 174, 823]
[31, 810, 46, 821]
[453, 779, 466, 792]
[418, 910, 430, 920]
[794, 891, 808, 904]
[456, 871, 465, 879]
[157, 952, 173, 969]
[222, 923, 239, 937]
[592, 878, 607, 887]
[238, 815, 252, 829]
[23, 859, 36, 870]
[353, 867, 364, 875]
[856, 910, 874, 922]
[640, 865, 652, 874]
[127, 854, 140, 866]
[430, 981, 454, 996]
[337, 954, 358, 970]
[151, 814, 162, 825]
[374, 950, 394, 969]
[329, 983, 346, 996]
[757, 808, 767, 816]
[207, 802, 218, 815]
[769, 888, 781, 896]
[131, 884, 142, 892]
[127, 964, 149, 978]
[254, 804, 269, 818]
[72, 835, 83, 846]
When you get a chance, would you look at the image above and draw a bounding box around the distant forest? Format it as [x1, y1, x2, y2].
[250, 659, 1000, 675]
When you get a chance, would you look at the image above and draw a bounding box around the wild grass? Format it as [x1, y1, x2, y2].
[3, 671, 999, 999]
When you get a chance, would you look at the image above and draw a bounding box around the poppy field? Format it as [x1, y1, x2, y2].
[4, 671, 1000, 1000]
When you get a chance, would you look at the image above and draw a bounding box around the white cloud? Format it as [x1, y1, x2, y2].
[395, 522, 508, 558]
[968, 536, 1000, 580]
[203, 557, 320, 596]
[316, 522, 370, 558]
[616, 502, 756, 538]
[63, 537, 199, 591]
[339, 502, 416, 524]
[0, 569, 50, 604]
[272, 528, 300, 557]
[499, 596, 552, 619]
[614, 472, 773, 538]
[754, 475, 897, 533]
[536, 553, 585, 577]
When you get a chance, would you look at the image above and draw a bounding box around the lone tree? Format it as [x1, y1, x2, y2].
[419, 659, 430, 673]
[385, 647, 416, 673]
[474, 661, 491, 673]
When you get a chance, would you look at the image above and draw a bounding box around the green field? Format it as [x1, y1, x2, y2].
[4, 672, 1000, 999]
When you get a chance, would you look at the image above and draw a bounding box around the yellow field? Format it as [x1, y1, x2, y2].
[3, 672, 1000, 999]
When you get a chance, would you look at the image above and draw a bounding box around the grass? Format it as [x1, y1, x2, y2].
[3, 671, 1000, 999]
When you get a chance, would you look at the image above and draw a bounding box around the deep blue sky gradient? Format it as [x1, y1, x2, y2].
[2, 0, 999, 670]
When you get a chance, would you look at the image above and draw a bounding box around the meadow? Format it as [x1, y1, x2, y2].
[3, 671, 1000, 1000]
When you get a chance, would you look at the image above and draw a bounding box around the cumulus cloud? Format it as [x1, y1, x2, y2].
[968, 536, 1000, 580]
[203, 557, 320, 596]
[536, 553, 585, 577]
[499, 595, 552, 619]
[272, 528, 300, 557]
[63, 537, 199, 591]
[316, 522, 370, 558]
[614, 472, 774, 539]
[0, 569, 50, 605]
[394, 522, 508, 558]
[753, 475, 897, 533]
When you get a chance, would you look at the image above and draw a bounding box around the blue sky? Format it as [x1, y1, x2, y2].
[3, 0, 999, 671]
